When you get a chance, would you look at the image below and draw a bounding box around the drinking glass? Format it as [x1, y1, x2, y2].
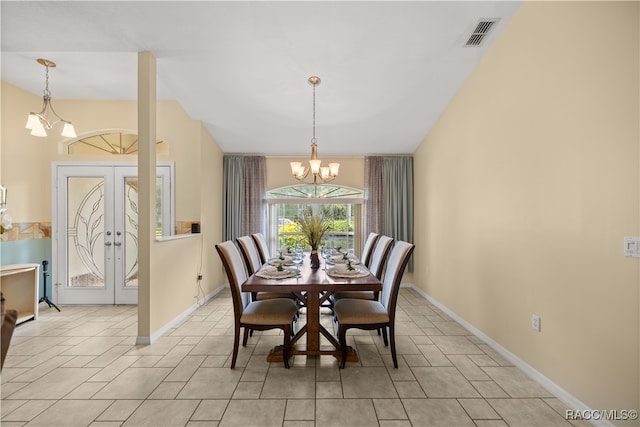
[322, 246, 332, 270]
[292, 248, 303, 270]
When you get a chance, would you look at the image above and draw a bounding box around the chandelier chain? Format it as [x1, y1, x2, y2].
[311, 80, 316, 144]
[43, 65, 51, 99]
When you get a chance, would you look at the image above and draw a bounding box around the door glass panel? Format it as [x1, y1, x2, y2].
[67, 177, 106, 289]
[123, 177, 139, 288]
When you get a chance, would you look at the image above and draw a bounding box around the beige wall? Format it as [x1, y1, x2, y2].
[0, 80, 225, 338]
[0, 82, 202, 225]
[414, 0, 639, 415]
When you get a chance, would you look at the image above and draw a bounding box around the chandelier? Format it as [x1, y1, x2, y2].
[290, 76, 339, 184]
[25, 58, 77, 138]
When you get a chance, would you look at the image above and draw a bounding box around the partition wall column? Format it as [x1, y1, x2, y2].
[136, 51, 156, 344]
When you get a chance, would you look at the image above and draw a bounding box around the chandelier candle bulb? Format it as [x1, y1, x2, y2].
[62, 122, 77, 138]
[29, 121, 48, 137]
[320, 167, 330, 179]
[290, 162, 302, 176]
[25, 114, 40, 129]
[309, 159, 321, 174]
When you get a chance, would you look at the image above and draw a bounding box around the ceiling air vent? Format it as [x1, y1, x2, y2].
[465, 19, 499, 47]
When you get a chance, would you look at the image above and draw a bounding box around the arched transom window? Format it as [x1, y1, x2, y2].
[67, 132, 167, 155]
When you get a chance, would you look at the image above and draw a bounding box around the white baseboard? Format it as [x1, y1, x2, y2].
[403, 283, 612, 427]
[136, 285, 228, 346]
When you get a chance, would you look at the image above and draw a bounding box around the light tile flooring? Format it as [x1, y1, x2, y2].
[1, 287, 590, 427]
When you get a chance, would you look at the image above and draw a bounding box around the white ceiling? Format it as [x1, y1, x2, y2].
[1, 1, 522, 156]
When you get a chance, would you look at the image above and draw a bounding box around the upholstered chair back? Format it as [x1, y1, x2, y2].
[361, 232, 379, 268]
[251, 233, 271, 264]
[380, 241, 415, 315]
[237, 235, 263, 275]
[368, 235, 394, 279]
[215, 241, 250, 312]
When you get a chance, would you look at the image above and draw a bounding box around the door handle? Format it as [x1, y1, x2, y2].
[105, 241, 112, 246]
[114, 241, 122, 246]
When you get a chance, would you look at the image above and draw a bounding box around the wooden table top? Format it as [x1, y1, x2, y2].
[242, 262, 381, 293]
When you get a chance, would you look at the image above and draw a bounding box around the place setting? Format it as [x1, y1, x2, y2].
[321, 247, 370, 278]
[259, 248, 304, 279]
[325, 262, 371, 279]
[322, 247, 361, 266]
[255, 264, 300, 279]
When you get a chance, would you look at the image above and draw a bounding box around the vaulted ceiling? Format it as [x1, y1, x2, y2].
[1, 1, 522, 156]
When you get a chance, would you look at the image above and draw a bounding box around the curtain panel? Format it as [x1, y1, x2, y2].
[223, 156, 266, 241]
[383, 157, 413, 246]
[365, 156, 384, 236]
[365, 155, 414, 271]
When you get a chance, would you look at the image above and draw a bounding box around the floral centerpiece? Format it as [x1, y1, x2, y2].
[296, 213, 330, 268]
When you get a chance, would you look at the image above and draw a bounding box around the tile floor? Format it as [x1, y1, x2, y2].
[1, 287, 590, 427]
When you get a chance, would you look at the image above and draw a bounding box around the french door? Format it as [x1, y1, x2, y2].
[53, 163, 173, 305]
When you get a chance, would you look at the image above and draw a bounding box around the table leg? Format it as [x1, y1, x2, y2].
[264, 289, 359, 363]
[305, 290, 320, 352]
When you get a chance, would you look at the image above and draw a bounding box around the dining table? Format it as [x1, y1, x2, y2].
[241, 253, 381, 363]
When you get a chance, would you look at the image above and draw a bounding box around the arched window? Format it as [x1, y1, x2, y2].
[67, 132, 168, 155]
[265, 184, 365, 254]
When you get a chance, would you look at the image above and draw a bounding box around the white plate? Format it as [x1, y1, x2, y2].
[256, 267, 299, 279]
[326, 266, 370, 278]
[268, 256, 294, 266]
[329, 255, 360, 264]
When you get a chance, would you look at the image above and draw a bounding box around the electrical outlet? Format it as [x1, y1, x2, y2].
[531, 314, 541, 332]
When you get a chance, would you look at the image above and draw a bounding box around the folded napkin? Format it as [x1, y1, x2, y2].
[256, 265, 298, 279]
[326, 264, 370, 278]
[329, 255, 360, 264]
[268, 256, 293, 265]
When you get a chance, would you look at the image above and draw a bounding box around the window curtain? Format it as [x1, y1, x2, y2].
[365, 156, 414, 271]
[223, 156, 266, 241]
[383, 157, 413, 247]
[242, 156, 267, 236]
[365, 156, 384, 236]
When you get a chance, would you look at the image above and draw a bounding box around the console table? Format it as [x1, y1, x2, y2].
[0, 263, 39, 324]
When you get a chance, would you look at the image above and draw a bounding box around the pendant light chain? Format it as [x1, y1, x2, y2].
[43, 64, 51, 99]
[311, 80, 317, 144]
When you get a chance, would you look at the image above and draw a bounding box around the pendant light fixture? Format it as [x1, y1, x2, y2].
[290, 76, 339, 184]
[25, 58, 77, 138]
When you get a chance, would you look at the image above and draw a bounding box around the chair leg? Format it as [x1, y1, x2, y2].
[231, 324, 241, 369]
[283, 324, 291, 369]
[389, 323, 398, 368]
[381, 326, 389, 347]
[338, 324, 348, 369]
[242, 327, 250, 346]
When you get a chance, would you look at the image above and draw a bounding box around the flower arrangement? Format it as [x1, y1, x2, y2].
[296, 213, 331, 250]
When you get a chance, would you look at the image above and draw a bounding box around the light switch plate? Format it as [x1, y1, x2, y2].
[624, 237, 640, 258]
